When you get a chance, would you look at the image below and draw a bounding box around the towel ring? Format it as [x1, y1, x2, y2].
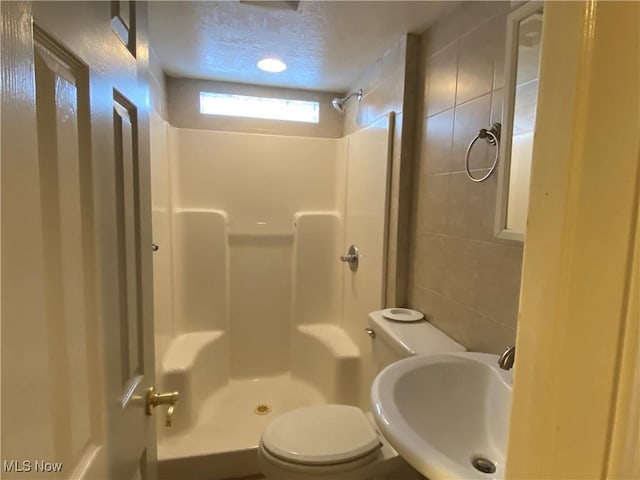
[465, 123, 501, 183]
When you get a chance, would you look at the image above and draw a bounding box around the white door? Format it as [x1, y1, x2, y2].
[2, 2, 158, 479]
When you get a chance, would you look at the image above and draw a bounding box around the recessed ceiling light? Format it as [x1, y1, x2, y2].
[257, 56, 287, 73]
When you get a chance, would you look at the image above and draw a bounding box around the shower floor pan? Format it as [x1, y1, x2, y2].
[158, 373, 325, 479]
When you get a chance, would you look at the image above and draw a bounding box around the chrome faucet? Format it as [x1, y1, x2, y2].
[498, 346, 515, 370]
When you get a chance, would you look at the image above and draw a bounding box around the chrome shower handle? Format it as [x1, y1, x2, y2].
[340, 245, 359, 272]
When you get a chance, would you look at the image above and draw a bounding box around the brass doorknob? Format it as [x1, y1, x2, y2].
[145, 387, 179, 427]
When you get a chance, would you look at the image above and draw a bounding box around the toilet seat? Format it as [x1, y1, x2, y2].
[261, 405, 382, 466]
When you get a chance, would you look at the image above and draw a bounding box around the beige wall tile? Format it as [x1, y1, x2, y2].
[467, 317, 516, 355]
[357, 58, 384, 98]
[366, 76, 403, 127]
[421, 2, 508, 58]
[418, 41, 430, 113]
[150, 73, 168, 120]
[420, 288, 516, 354]
[446, 169, 493, 239]
[417, 173, 449, 234]
[354, 101, 368, 132]
[149, 46, 168, 119]
[344, 36, 406, 136]
[452, 93, 492, 172]
[492, 15, 508, 91]
[442, 236, 481, 308]
[414, 233, 447, 294]
[423, 108, 455, 174]
[382, 39, 404, 81]
[416, 288, 482, 348]
[477, 242, 523, 328]
[409, 285, 445, 325]
[456, 18, 500, 105]
[403, 35, 420, 119]
[407, 2, 523, 355]
[425, 42, 458, 117]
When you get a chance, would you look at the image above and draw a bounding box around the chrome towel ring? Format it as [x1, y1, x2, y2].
[465, 122, 501, 183]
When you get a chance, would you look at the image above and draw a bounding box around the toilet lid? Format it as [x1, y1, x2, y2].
[261, 405, 381, 465]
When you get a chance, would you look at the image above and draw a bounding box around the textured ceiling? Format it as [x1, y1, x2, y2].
[148, 1, 458, 93]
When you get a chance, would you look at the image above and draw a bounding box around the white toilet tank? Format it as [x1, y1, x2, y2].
[368, 310, 466, 372]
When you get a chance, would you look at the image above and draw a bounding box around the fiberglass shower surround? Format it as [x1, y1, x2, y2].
[149, 112, 393, 477]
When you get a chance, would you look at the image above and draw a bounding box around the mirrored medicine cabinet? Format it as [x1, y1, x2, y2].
[495, 1, 544, 242]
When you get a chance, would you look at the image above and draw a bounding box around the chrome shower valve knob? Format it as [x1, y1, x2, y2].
[340, 244, 359, 272]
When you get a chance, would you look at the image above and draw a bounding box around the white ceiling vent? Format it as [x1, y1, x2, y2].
[239, 1, 300, 12]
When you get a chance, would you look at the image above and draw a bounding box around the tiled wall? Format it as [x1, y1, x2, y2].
[344, 36, 409, 136]
[407, 2, 524, 354]
[149, 46, 168, 118]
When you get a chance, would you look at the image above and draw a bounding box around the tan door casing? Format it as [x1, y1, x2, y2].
[506, 1, 640, 478]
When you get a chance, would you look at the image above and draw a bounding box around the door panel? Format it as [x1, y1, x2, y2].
[1, 2, 61, 474]
[2, 2, 156, 479]
[111, 0, 137, 56]
[33, 27, 100, 475]
[111, 91, 150, 480]
[113, 94, 143, 389]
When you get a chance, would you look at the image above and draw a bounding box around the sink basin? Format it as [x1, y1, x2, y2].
[371, 352, 513, 480]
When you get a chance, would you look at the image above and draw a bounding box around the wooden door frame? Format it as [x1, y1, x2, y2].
[506, 1, 640, 477]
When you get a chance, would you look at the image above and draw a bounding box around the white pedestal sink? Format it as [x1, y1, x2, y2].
[371, 352, 513, 480]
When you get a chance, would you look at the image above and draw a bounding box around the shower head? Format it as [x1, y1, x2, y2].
[331, 88, 363, 114]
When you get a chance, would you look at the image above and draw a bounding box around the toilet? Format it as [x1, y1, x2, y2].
[257, 310, 466, 479]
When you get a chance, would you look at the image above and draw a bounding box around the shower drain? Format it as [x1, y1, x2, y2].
[254, 404, 271, 415]
[471, 456, 497, 474]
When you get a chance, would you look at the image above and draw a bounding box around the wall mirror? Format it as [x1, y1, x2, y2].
[495, 1, 544, 242]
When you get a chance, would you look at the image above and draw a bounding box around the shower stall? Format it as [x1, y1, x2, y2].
[150, 110, 394, 478]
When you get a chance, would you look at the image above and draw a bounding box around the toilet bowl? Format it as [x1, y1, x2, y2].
[258, 405, 385, 480]
[258, 310, 466, 479]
